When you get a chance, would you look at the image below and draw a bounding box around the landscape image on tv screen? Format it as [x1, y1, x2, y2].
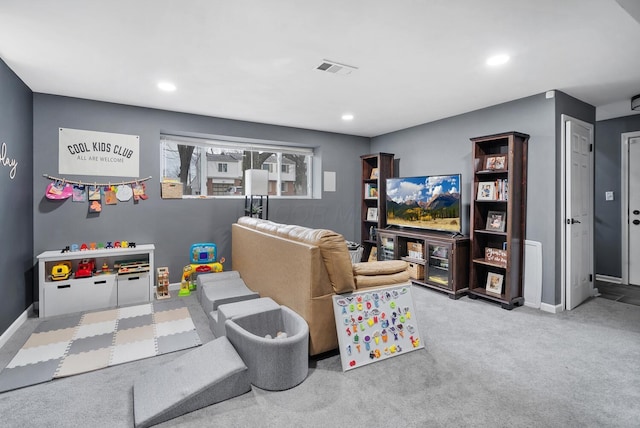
[386, 174, 461, 233]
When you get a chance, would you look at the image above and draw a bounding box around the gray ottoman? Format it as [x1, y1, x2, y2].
[211, 297, 280, 338]
[225, 306, 309, 391]
[200, 278, 259, 314]
[196, 270, 241, 302]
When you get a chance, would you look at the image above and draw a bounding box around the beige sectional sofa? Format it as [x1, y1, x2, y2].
[231, 216, 410, 355]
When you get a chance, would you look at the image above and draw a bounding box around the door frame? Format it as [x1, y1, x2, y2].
[621, 131, 640, 284]
[560, 114, 595, 310]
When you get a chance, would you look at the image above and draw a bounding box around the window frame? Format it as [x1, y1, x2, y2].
[160, 134, 314, 199]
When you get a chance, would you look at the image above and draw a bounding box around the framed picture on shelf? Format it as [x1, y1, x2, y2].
[493, 155, 506, 170]
[370, 168, 379, 179]
[485, 211, 506, 231]
[367, 207, 378, 222]
[477, 182, 495, 200]
[484, 156, 496, 170]
[485, 155, 507, 170]
[365, 183, 379, 199]
[485, 272, 504, 295]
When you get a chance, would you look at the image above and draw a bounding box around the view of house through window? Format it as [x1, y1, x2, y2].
[160, 135, 313, 198]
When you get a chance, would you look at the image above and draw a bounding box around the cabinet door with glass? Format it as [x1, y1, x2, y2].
[378, 232, 396, 261]
[426, 243, 452, 289]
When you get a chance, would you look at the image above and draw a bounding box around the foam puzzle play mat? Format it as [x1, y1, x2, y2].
[0, 300, 201, 393]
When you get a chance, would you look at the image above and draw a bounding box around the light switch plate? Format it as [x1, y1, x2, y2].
[605, 191, 614, 201]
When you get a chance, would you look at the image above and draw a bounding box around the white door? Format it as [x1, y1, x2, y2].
[566, 119, 594, 310]
[628, 137, 640, 285]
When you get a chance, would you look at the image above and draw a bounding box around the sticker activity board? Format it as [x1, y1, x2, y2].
[332, 283, 424, 371]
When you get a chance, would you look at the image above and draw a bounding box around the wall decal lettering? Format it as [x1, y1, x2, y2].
[0, 142, 18, 179]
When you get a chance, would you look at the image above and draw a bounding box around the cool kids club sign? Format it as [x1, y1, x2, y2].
[59, 128, 140, 177]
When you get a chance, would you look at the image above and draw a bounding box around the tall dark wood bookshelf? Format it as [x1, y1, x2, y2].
[468, 132, 528, 309]
[360, 153, 394, 262]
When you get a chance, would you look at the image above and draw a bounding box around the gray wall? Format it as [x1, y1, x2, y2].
[594, 114, 640, 277]
[33, 94, 369, 285]
[0, 59, 33, 334]
[371, 91, 594, 306]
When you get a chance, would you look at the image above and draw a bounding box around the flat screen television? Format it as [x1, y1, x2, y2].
[386, 174, 462, 233]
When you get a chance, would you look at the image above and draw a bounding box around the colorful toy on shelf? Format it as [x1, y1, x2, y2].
[156, 267, 170, 300]
[51, 261, 72, 281]
[180, 243, 225, 295]
[75, 259, 95, 278]
[101, 261, 112, 274]
[117, 260, 150, 274]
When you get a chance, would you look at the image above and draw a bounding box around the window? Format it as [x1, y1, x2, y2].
[160, 134, 313, 198]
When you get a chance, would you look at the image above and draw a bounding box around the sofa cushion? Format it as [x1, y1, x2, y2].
[284, 227, 356, 294]
[315, 230, 356, 294]
[236, 216, 355, 294]
[352, 260, 408, 276]
[353, 270, 411, 288]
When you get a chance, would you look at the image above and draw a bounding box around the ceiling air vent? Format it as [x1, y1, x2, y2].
[315, 60, 358, 76]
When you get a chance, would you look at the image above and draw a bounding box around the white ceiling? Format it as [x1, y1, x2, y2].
[1, 0, 639, 137]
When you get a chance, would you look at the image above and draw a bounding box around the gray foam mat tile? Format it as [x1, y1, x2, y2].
[153, 299, 186, 312]
[0, 358, 62, 393]
[33, 314, 84, 333]
[116, 313, 153, 330]
[156, 330, 202, 355]
[66, 333, 115, 356]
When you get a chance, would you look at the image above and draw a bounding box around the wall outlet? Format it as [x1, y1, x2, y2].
[605, 191, 614, 201]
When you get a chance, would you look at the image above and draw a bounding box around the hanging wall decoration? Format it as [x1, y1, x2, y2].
[58, 128, 140, 177]
[45, 181, 73, 200]
[72, 184, 86, 202]
[42, 175, 152, 208]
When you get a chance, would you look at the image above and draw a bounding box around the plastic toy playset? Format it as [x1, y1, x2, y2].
[179, 243, 225, 296]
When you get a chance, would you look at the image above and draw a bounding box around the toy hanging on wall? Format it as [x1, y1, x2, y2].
[179, 243, 225, 296]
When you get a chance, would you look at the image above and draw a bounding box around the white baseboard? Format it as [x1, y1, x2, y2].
[540, 302, 563, 313]
[0, 304, 33, 349]
[595, 274, 622, 284]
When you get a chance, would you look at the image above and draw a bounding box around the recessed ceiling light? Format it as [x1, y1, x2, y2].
[486, 54, 510, 66]
[157, 81, 176, 92]
[342, 113, 354, 121]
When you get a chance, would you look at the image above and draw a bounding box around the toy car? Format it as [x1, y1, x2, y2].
[75, 259, 95, 278]
[51, 261, 72, 281]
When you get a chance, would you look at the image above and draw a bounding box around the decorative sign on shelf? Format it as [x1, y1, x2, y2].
[58, 128, 140, 177]
[1, 142, 18, 179]
[485, 247, 507, 267]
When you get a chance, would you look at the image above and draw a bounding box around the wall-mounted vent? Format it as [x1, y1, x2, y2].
[315, 60, 358, 76]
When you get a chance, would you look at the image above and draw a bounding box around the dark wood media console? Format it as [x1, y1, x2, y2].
[376, 228, 470, 299]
